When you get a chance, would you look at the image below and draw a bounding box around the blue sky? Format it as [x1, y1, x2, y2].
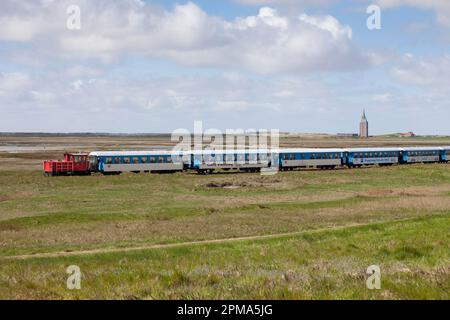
[0, 0, 449, 134]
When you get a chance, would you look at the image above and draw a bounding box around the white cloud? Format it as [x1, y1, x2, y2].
[72, 80, 84, 90]
[235, 0, 335, 8]
[0, 73, 30, 92]
[377, 0, 450, 26]
[372, 92, 393, 102]
[65, 65, 104, 78]
[392, 54, 450, 86]
[0, 0, 370, 74]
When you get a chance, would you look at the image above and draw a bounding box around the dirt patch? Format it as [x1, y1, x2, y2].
[0, 224, 22, 232]
[203, 177, 286, 189]
[360, 185, 450, 198]
[205, 182, 239, 188]
[0, 191, 33, 202]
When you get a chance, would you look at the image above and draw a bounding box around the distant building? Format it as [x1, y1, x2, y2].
[337, 133, 358, 137]
[359, 109, 369, 138]
[399, 132, 416, 137]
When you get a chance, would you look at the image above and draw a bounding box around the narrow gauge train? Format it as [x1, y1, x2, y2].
[43, 146, 450, 176]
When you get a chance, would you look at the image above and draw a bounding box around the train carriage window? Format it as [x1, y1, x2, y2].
[158, 156, 164, 163]
[167, 156, 173, 163]
[124, 157, 130, 164]
[150, 157, 156, 163]
[141, 156, 147, 163]
[106, 157, 113, 164]
[133, 157, 139, 164]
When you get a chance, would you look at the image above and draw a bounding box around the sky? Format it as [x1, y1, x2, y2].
[0, 0, 449, 134]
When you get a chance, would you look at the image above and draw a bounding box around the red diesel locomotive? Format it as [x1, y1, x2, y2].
[43, 153, 90, 176]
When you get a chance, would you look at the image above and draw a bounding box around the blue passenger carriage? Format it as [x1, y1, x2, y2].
[278, 148, 343, 170]
[190, 149, 271, 174]
[345, 147, 402, 167]
[89, 151, 185, 174]
[440, 146, 450, 162]
[400, 147, 442, 164]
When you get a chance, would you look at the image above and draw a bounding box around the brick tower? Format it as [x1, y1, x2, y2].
[359, 109, 369, 138]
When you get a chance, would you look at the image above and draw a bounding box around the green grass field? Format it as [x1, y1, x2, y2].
[0, 159, 449, 299]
